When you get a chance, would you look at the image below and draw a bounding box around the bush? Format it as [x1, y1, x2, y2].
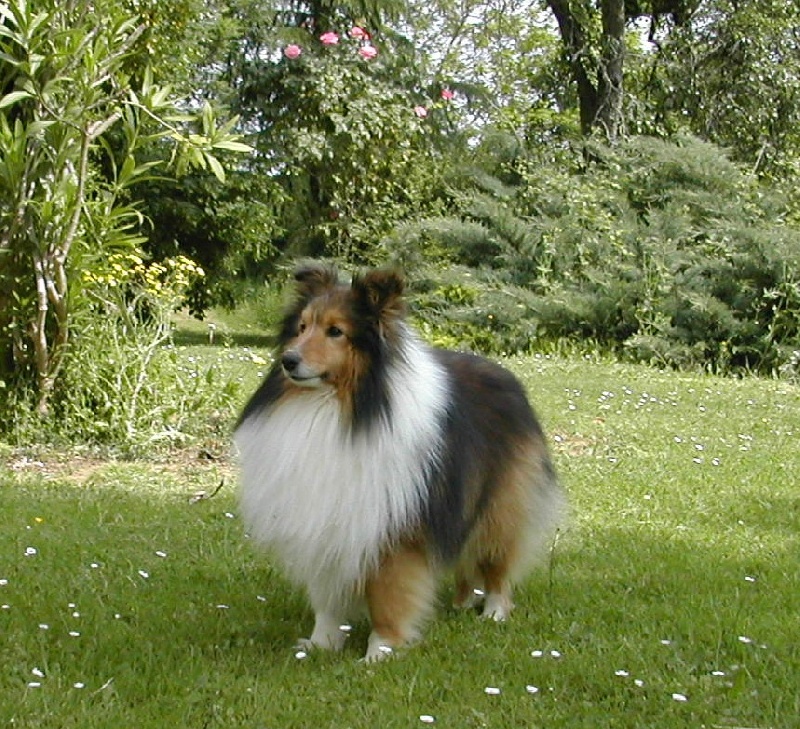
[386, 134, 800, 374]
[1, 254, 241, 454]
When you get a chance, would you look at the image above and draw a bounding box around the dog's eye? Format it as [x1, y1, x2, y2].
[298, 322, 307, 334]
[327, 325, 344, 338]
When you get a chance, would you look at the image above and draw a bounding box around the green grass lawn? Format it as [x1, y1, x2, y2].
[2, 344, 799, 728]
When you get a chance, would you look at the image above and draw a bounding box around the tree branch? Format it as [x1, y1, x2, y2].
[30, 255, 51, 414]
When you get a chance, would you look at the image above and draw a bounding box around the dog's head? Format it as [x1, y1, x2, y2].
[277, 263, 406, 392]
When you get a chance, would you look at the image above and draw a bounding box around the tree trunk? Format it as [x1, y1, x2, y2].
[547, 0, 698, 139]
[546, 0, 628, 140]
[598, 0, 626, 140]
[547, 0, 601, 137]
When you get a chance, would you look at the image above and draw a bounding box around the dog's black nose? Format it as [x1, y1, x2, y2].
[281, 351, 302, 373]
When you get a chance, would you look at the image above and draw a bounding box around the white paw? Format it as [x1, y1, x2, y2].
[295, 637, 319, 652]
[295, 634, 347, 652]
[303, 613, 349, 651]
[297, 632, 347, 653]
[481, 594, 512, 622]
[363, 633, 395, 663]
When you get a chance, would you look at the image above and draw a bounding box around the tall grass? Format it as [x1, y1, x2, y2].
[2, 348, 798, 728]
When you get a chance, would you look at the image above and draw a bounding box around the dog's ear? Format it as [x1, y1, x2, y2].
[293, 263, 339, 299]
[352, 268, 405, 320]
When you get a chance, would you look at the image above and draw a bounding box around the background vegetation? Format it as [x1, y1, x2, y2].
[2, 0, 800, 448]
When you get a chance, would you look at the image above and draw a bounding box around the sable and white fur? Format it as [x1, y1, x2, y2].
[235, 263, 564, 661]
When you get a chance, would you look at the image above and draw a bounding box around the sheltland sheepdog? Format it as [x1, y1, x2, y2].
[235, 263, 565, 661]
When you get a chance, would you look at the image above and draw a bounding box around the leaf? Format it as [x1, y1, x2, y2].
[0, 90, 33, 109]
[211, 140, 252, 153]
[141, 65, 154, 97]
[119, 154, 136, 185]
[27, 120, 55, 136]
[205, 153, 226, 182]
[26, 11, 50, 37]
[216, 114, 241, 136]
[118, 155, 162, 186]
[0, 52, 22, 67]
[149, 85, 172, 109]
[201, 101, 214, 137]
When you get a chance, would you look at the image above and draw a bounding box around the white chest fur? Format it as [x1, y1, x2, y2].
[235, 340, 449, 607]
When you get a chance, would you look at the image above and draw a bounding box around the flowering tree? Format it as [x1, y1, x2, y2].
[0, 0, 248, 415]
[234, 17, 458, 259]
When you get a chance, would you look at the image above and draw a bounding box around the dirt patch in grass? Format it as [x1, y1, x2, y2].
[4, 446, 237, 486]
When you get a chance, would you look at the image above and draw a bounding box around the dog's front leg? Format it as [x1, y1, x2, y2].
[297, 610, 350, 652]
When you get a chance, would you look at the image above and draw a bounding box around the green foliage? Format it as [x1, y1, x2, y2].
[3, 254, 241, 453]
[405, 266, 535, 354]
[5, 0, 800, 451]
[140, 171, 287, 312]
[402, 0, 571, 142]
[0, 0, 248, 418]
[634, 0, 800, 181]
[131, 1, 456, 298]
[237, 21, 454, 260]
[389, 134, 800, 374]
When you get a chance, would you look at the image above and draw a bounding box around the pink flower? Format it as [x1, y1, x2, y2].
[320, 31, 339, 46]
[414, 105, 428, 119]
[283, 44, 302, 60]
[358, 44, 378, 60]
[349, 26, 369, 40]
[441, 88, 455, 100]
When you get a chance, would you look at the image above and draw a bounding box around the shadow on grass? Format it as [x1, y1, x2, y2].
[171, 327, 275, 350]
[170, 307, 276, 349]
[0, 476, 297, 670]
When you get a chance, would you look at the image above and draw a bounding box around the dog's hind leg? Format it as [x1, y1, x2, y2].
[477, 558, 514, 621]
[452, 563, 485, 610]
[469, 459, 534, 622]
[364, 542, 436, 662]
[472, 439, 562, 622]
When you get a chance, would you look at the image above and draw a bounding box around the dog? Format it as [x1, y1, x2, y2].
[234, 263, 565, 661]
